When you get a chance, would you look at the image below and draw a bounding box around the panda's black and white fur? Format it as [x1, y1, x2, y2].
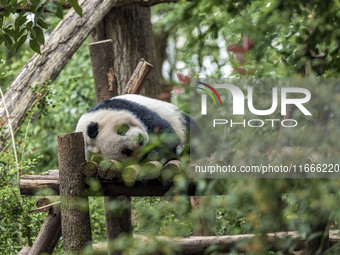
[76, 94, 196, 162]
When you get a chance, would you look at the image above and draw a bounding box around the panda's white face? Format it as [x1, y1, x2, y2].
[75, 110, 148, 160]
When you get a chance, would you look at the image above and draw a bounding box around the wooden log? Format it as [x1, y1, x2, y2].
[20, 176, 197, 196]
[104, 196, 132, 244]
[140, 161, 162, 180]
[57, 132, 92, 254]
[18, 247, 31, 255]
[89, 39, 118, 101]
[92, 231, 310, 254]
[45, 169, 59, 175]
[161, 160, 180, 181]
[306, 216, 330, 254]
[121, 164, 141, 187]
[164, 231, 306, 254]
[122, 59, 154, 95]
[84, 161, 99, 177]
[191, 196, 213, 236]
[20, 176, 60, 196]
[28, 205, 62, 255]
[98, 160, 121, 180]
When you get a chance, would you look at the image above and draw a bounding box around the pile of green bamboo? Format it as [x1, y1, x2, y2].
[84, 154, 182, 186]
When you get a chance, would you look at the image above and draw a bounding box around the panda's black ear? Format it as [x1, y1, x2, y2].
[87, 122, 99, 139]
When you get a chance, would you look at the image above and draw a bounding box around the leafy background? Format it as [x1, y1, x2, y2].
[1, 0, 340, 254]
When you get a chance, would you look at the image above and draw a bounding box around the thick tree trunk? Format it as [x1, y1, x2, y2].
[94, 4, 162, 98]
[154, 28, 171, 88]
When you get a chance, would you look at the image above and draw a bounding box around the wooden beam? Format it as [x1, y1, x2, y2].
[58, 132, 92, 254]
[92, 231, 308, 254]
[28, 205, 62, 255]
[20, 174, 196, 197]
[17, 230, 340, 255]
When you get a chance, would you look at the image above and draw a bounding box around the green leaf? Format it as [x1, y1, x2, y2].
[29, 27, 36, 39]
[16, 34, 27, 52]
[26, 21, 33, 29]
[33, 26, 44, 44]
[46, 2, 57, 15]
[15, 15, 27, 28]
[4, 27, 15, 37]
[29, 39, 41, 54]
[10, 0, 20, 11]
[3, 34, 13, 49]
[46, 1, 64, 19]
[69, 0, 82, 17]
[55, 2, 64, 19]
[116, 124, 130, 136]
[37, 18, 48, 29]
[17, 28, 26, 39]
[34, 6, 44, 23]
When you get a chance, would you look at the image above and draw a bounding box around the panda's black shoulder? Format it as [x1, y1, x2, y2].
[87, 98, 173, 133]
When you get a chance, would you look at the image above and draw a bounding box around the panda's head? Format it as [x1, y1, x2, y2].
[76, 110, 148, 160]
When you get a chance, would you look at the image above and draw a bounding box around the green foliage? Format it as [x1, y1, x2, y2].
[69, 0, 82, 17]
[0, 149, 47, 254]
[0, 0, 82, 53]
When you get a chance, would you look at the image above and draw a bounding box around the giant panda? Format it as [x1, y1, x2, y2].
[75, 94, 198, 163]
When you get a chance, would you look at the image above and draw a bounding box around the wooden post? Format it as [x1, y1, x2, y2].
[28, 205, 61, 255]
[122, 59, 154, 95]
[89, 39, 118, 100]
[58, 132, 92, 254]
[306, 216, 330, 254]
[89, 39, 132, 255]
[104, 196, 132, 235]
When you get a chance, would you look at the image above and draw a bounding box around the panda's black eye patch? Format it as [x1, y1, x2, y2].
[117, 124, 129, 136]
[87, 122, 99, 139]
[121, 148, 133, 157]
